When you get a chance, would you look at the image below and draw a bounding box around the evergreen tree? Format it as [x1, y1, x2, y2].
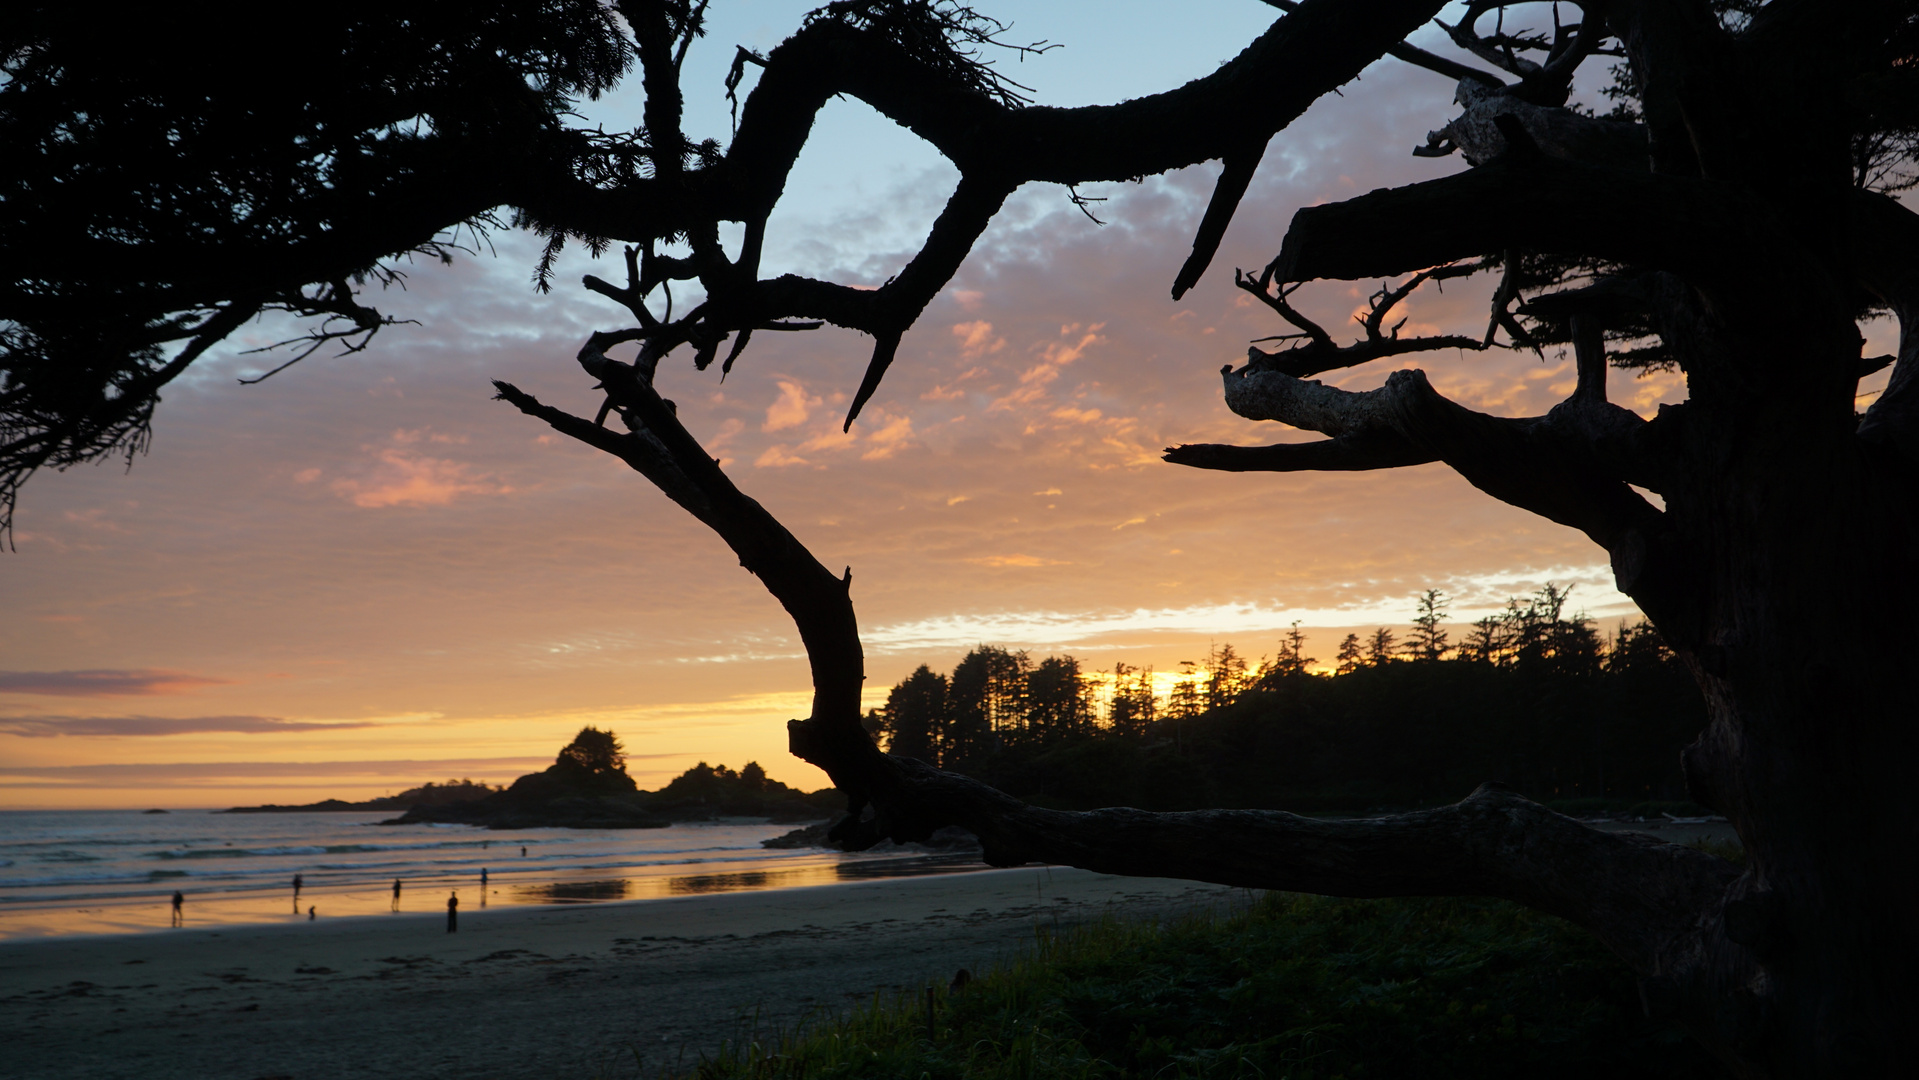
[1408, 589, 1451, 662]
[1204, 642, 1251, 710]
[1167, 660, 1203, 721]
[1460, 615, 1504, 664]
[1334, 633, 1364, 675]
[1106, 661, 1157, 737]
[1266, 621, 1317, 678]
[881, 665, 948, 765]
[1025, 654, 1094, 741]
[947, 645, 1027, 765]
[1606, 619, 1673, 675]
[1366, 628, 1398, 667]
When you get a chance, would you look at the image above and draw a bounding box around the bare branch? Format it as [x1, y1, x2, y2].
[1234, 263, 1488, 378]
[1256, 0, 1506, 87]
[1171, 142, 1268, 300]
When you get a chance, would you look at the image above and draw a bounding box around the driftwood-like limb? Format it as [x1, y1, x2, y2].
[860, 765, 1741, 978]
[1437, 79, 1651, 169]
[1235, 262, 1488, 379]
[1271, 152, 1776, 290]
[1163, 431, 1435, 473]
[1218, 361, 1662, 542]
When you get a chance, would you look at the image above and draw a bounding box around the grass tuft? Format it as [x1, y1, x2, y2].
[624, 892, 1730, 1080]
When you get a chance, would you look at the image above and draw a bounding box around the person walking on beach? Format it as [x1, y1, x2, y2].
[292, 873, 303, 911]
[308, 905, 316, 921]
[391, 877, 403, 911]
[446, 891, 458, 933]
[520, 845, 526, 857]
[170, 890, 184, 927]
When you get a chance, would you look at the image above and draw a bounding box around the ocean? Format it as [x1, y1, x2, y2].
[0, 809, 982, 939]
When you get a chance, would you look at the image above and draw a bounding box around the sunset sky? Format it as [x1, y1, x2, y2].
[2, 2, 1895, 808]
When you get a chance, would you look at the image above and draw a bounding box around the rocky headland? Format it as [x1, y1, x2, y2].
[378, 728, 837, 830]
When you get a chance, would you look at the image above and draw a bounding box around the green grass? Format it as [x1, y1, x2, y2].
[625, 892, 1729, 1080]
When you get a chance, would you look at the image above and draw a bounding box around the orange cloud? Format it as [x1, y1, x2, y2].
[763, 379, 818, 432]
[952, 320, 1005, 359]
[330, 441, 513, 508]
[965, 554, 1071, 568]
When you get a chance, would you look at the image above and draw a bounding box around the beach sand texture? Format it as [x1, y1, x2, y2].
[3, 867, 1241, 1079]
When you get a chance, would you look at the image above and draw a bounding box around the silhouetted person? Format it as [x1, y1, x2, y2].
[170, 890, 183, 927]
[308, 905, 316, 921]
[521, 846, 526, 857]
[292, 873, 303, 911]
[480, 867, 488, 888]
[391, 877, 402, 911]
[446, 891, 458, 933]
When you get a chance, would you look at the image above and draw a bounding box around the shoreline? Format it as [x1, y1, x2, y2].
[3, 866, 1244, 1080]
[0, 847, 987, 942]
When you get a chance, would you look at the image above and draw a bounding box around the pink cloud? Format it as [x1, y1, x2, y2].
[329, 433, 514, 508]
[762, 379, 817, 432]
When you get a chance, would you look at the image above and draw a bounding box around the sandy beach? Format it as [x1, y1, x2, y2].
[2, 866, 1243, 1080]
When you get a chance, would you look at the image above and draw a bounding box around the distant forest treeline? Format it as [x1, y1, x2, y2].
[874, 587, 1707, 813]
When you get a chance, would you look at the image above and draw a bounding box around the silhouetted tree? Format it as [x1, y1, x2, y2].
[1365, 627, 1398, 667]
[1607, 618, 1673, 675]
[556, 726, 626, 776]
[947, 645, 1026, 765]
[18, 2, 1919, 1070]
[1202, 642, 1251, 710]
[1167, 661, 1203, 722]
[1024, 654, 1094, 742]
[739, 760, 769, 792]
[1105, 661, 1158, 738]
[881, 664, 949, 765]
[1408, 589, 1451, 661]
[1264, 621, 1317, 679]
[1334, 632, 1365, 675]
[1459, 615, 1504, 665]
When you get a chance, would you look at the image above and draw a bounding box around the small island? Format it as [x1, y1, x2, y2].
[220, 778, 501, 814]
[220, 727, 838, 830]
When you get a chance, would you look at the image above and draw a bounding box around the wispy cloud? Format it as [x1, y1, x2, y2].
[0, 669, 232, 698]
[0, 714, 382, 738]
[0, 757, 564, 788]
[327, 429, 514, 508]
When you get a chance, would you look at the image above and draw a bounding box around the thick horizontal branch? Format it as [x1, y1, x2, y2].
[1220, 363, 1663, 541]
[835, 762, 1740, 977]
[1164, 433, 1435, 472]
[1272, 151, 1776, 289]
[727, 0, 1449, 200]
